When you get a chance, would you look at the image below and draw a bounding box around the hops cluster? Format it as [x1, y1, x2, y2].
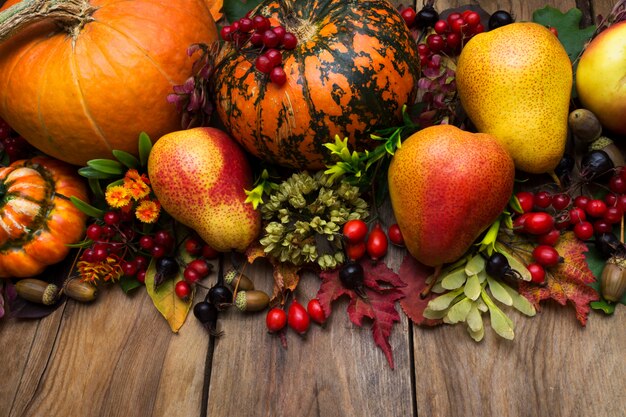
[259, 171, 369, 269]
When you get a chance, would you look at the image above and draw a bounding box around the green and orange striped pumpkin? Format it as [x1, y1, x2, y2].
[0, 157, 88, 278]
[212, 0, 421, 170]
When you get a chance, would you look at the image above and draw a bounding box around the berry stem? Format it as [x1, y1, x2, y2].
[420, 264, 442, 299]
[0, 0, 96, 43]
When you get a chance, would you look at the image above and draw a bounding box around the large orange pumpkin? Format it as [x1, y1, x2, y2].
[0, 0, 220, 166]
[212, 0, 421, 170]
[0, 156, 88, 278]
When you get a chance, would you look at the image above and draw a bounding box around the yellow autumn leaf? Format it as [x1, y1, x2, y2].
[145, 259, 193, 333]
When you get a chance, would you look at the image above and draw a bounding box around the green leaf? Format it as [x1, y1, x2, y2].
[482, 289, 515, 340]
[532, 7, 595, 64]
[466, 302, 483, 333]
[119, 274, 143, 294]
[112, 150, 140, 169]
[487, 277, 513, 306]
[423, 307, 448, 320]
[138, 132, 153, 167]
[65, 240, 94, 249]
[427, 287, 465, 311]
[501, 282, 536, 316]
[223, 0, 263, 22]
[590, 300, 616, 314]
[78, 166, 120, 180]
[465, 254, 485, 275]
[87, 159, 125, 175]
[464, 273, 482, 301]
[70, 196, 104, 218]
[445, 297, 472, 324]
[88, 178, 104, 200]
[441, 267, 468, 290]
[468, 324, 485, 342]
[495, 242, 532, 281]
[145, 257, 193, 333]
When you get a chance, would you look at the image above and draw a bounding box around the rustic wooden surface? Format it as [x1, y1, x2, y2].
[1, 1, 625, 417]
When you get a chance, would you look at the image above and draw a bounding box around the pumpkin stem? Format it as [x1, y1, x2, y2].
[0, 0, 97, 43]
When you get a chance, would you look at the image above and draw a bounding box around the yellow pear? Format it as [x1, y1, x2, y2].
[456, 22, 572, 174]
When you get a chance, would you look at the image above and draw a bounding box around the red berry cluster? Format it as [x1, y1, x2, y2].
[174, 235, 218, 300]
[220, 14, 298, 86]
[426, 11, 484, 58]
[266, 298, 325, 335]
[0, 118, 34, 163]
[343, 220, 404, 262]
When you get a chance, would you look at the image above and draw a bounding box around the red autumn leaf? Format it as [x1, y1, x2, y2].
[518, 232, 599, 326]
[317, 259, 405, 369]
[398, 254, 441, 326]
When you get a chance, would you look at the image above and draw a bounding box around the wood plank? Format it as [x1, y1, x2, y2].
[413, 304, 626, 416]
[2, 287, 209, 417]
[207, 208, 415, 417]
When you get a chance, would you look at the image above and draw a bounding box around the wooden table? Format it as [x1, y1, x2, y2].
[1, 1, 624, 416]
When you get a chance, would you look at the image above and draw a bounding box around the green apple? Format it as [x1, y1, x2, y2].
[576, 21, 626, 136]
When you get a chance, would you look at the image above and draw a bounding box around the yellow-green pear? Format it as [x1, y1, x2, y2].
[456, 22, 572, 174]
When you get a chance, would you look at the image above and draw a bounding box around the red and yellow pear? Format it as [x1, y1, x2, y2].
[388, 125, 515, 268]
[148, 127, 261, 252]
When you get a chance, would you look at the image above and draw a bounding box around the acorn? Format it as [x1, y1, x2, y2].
[568, 108, 602, 144]
[600, 256, 626, 302]
[580, 137, 625, 180]
[15, 279, 60, 305]
[63, 279, 98, 302]
[223, 268, 254, 291]
[234, 290, 270, 312]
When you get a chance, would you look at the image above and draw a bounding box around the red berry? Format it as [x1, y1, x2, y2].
[239, 17, 254, 33]
[86, 224, 102, 241]
[188, 258, 211, 278]
[201, 244, 219, 260]
[139, 235, 154, 250]
[523, 212, 555, 235]
[136, 270, 146, 284]
[605, 193, 619, 207]
[533, 191, 552, 209]
[532, 245, 561, 267]
[282, 32, 298, 49]
[513, 213, 531, 230]
[573, 221, 594, 241]
[93, 246, 108, 262]
[185, 236, 203, 256]
[434, 19, 448, 34]
[82, 248, 95, 262]
[447, 12, 462, 25]
[343, 219, 368, 243]
[527, 263, 546, 284]
[367, 223, 388, 260]
[151, 244, 167, 259]
[253, 15, 270, 31]
[272, 26, 286, 43]
[426, 34, 444, 52]
[551, 193, 571, 210]
[103, 211, 120, 225]
[618, 195, 626, 212]
[255, 55, 272, 74]
[287, 300, 310, 335]
[184, 267, 201, 284]
[549, 26, 558, 37]
[269, 66, 287, 86]
[345, 241, 366, 261]
[574, 195, 590, 210]
[175, 280, 192, 300]
[445, 32, 461, 49]
[554, 214, 571, 230]
[473, 23, 485, 34]
[264, 49, 282, 67]
[401, 7, 417, 26]
[465, 12, 481, 27]
[266, 307, 287, 333]
[593, 219, 613, 234]
[220, 25, 233, 41]
[154, 230, 174, 249]
[134, 255, 148, 271]
[250, 31, 264, 46]
[515, 191, 534, 213]
[450, 18, 466, 34]
[121, 260, 138, 277]
[586, 199, 607, 218]
[307, 298, 326, 325]
[417, 43, 430, 56]
[568, 207, 586, 223]
[101, 225, 115, 238]
[609, 175, 626, 194]
[262, 29, 279, 48]
[536, 229, 560, 246]
[387, 223, 404, 246]
[603, 206, 623, 224]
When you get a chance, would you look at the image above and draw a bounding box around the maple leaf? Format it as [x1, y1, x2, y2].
[517, 232, 599, 326]
[397, 254, 441, 326]
[317, 259, 405, 369]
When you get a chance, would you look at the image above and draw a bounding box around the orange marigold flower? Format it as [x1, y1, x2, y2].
[124, 169, 151, 200]
[135, 199, 161, 223]
[105, 185, 132, 208]
[78, 255, 123, 283]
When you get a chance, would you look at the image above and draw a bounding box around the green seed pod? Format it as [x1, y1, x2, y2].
[15, 279, 59, 305]
[601, 256, 626, 302]
[63, 279, 98, 302]
[223, 269, 254, 291]
[234, 290, 270, 312]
